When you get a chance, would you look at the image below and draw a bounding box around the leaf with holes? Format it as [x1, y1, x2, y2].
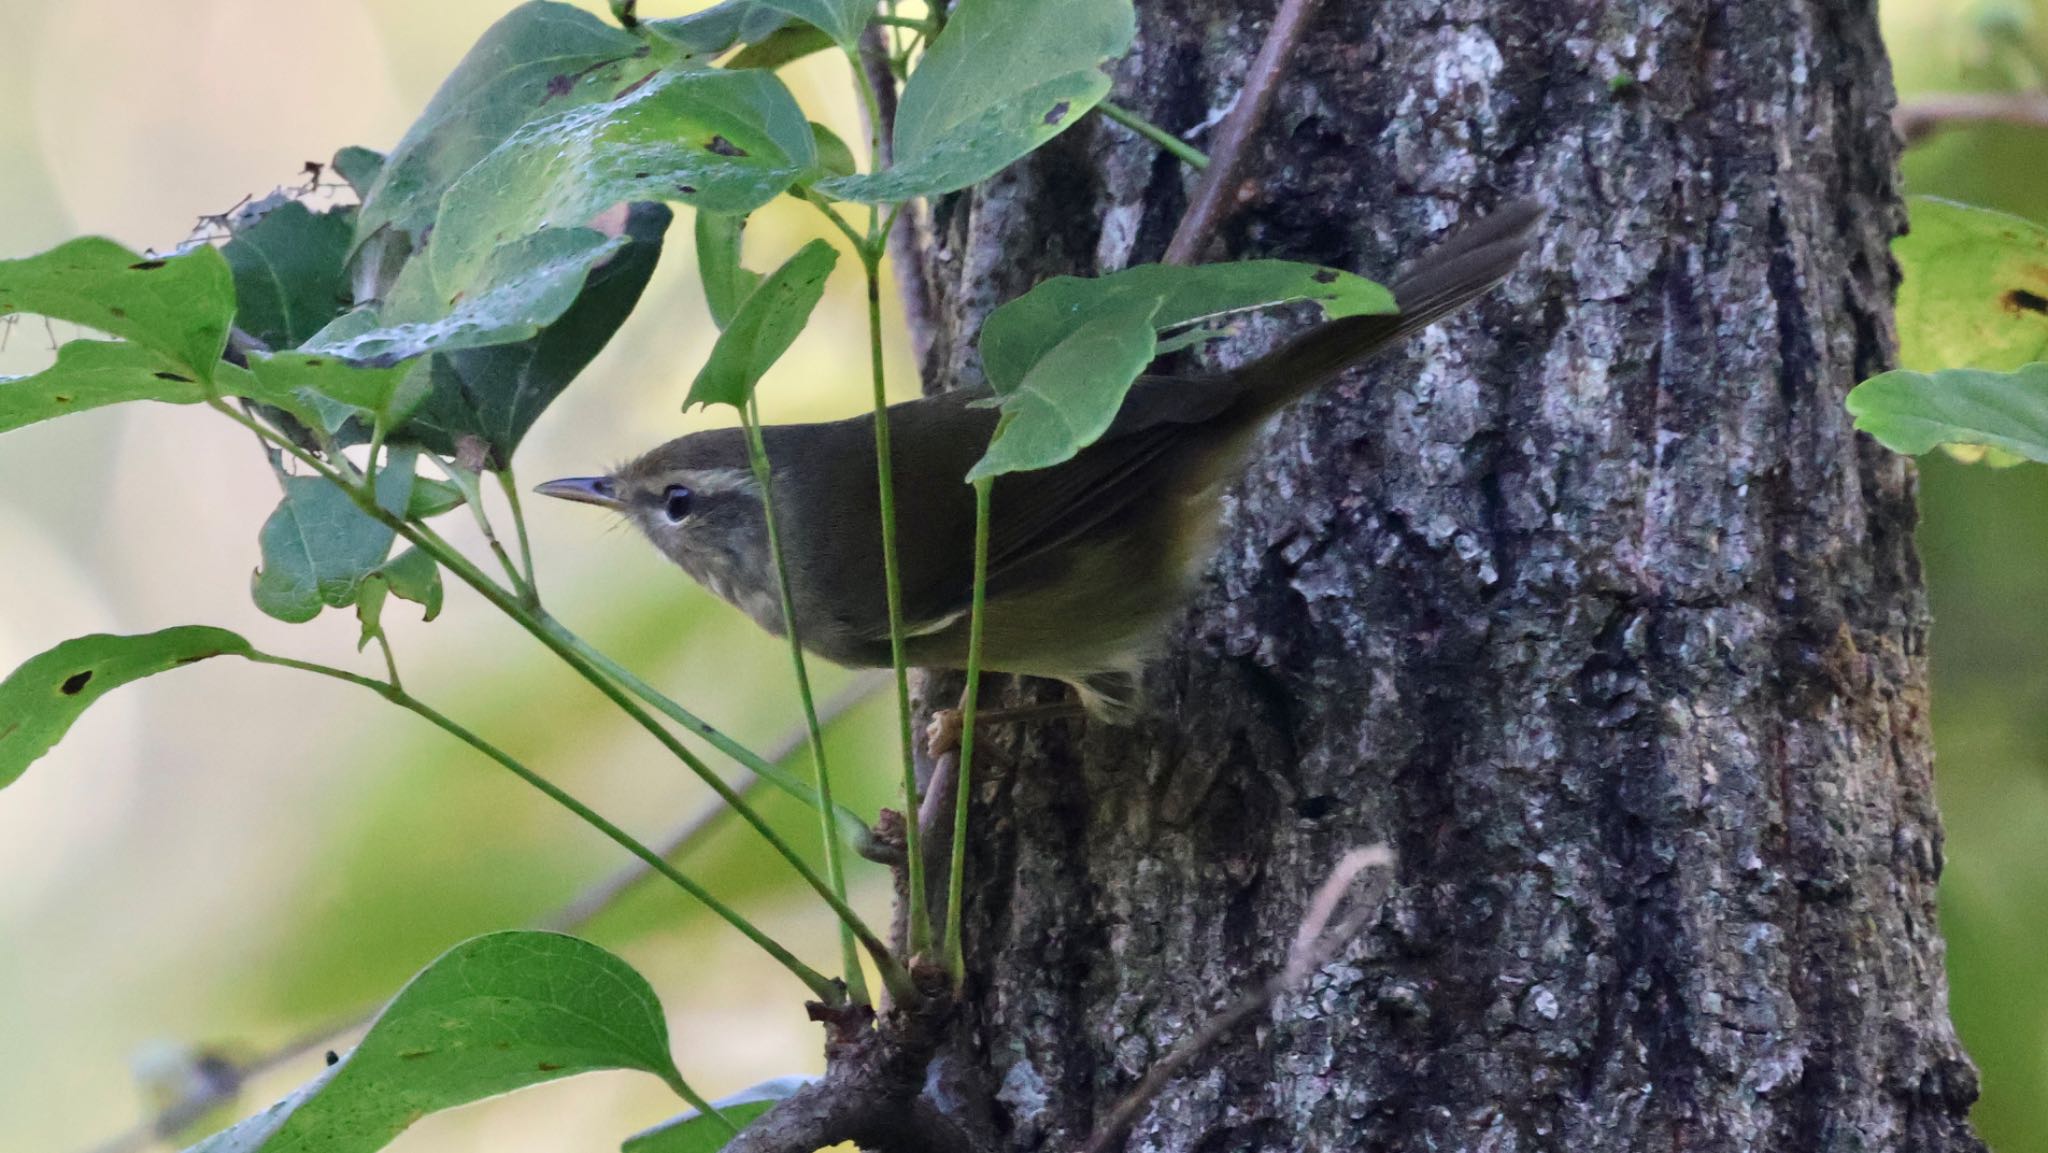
[251, 456, 416, 624]
[352, 2, 652, 248]
[184, 932, 695, 1153]
[224, 200, 357, 351]
[1898, 197, 2048, 375]
[969, 290, 1163, 481]
[430, 67, 813, 296]
[0, 238, 235, 380]
[0, 341, 324, 436]
[816, 0, 1134, 202]
[1847, 365, 2048, 466]
[978, 260, 1394, 393]
[623, 1077, 816, 1153]
[685, 239, 838, 410]
[0, 628, 251, 790]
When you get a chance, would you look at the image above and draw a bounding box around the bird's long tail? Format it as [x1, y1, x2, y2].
[1234, 198, 1546, 417]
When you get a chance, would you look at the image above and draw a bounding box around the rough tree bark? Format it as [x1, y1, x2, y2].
[896, 1, 1984, 1150]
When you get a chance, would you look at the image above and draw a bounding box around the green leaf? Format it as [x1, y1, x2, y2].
[623, 1077, 814, 1153]
[755, 0, 872, 48]
[695, 213, 763, 329]
[816, 0, 1134, 202]
[251, 458, 415, 624]
[330, 146, 385, 200]
[685, 239, 837, 410]
[727, 23, 836, 70]
[0, 340, 206, 431]
[1847, 365, 2048, 464]
[978, 260, 1395, 394]
[644, 2, 794, 56]
[185, 931, 691, 1153]
[0, 341, 323, 436]
[308, 228, 630, 367]
[223, 201, 356, 351]
[0, 238, 235, 380]
[0, 628, 251, 790]
[379, 547, 445, 622]
[1898, 197, 2048, 374]
[407, 476, 466, 520]
[430, 66, 815, 295]
[246, 353, 430, 434]
[968, 290, 1162, 481]
[353, 2, 651, 248]
[399, 204, 672, 467]
[355, 576, 390, 653]
[808, 121, 857, 179]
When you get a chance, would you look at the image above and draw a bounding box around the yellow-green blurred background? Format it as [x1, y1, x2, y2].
[1, 2, 2045, 1150]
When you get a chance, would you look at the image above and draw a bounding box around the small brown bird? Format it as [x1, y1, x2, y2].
[541, 199, 1542, 717]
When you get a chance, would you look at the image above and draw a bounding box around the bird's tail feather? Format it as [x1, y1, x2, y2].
[1235, 198, 1546, 416]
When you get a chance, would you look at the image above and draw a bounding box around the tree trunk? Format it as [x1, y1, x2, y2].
[898, 1, 1982, 1150]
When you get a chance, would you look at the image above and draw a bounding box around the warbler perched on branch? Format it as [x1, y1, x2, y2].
[541, 199, 1543, 717]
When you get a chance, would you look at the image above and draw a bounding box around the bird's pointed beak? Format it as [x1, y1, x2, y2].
[535, 476, 624, 509]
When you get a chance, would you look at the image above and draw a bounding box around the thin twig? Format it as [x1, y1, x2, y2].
[1077, 846, 1396, 1153]
[73, 678, 884, 1153]
[1894, 91, 2048, 145]
[1162, 0, 1326, 266]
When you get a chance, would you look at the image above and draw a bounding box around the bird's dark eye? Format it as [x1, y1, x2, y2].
[661, 484, 694, 523]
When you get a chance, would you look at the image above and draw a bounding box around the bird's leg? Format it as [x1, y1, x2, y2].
[922, 698, 1088, 758]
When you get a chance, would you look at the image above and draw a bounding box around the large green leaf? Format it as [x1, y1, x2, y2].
[185, 932, 693, 1153]
[353, 2, 651, 248]
[246, 353, 430, 435]
[978, 260, 1394, 393]
[969, 290, 1162, 481]
[1, 341, 207, 431]
[224, 201, 356, 351]
[816, 0, 1134, 201]
[0, 238, 234, 380]
[0, 342, 323, 436]
[0, 628, 251, 790]
[685, 239, 838, 410]
[398, 204, 672, 466]
[307, 228, 630, 367]
[1897, 197, 2048, 374]
[430, 67, 814, 295]
[644, 2, 795, 56]
[251, 459, 415, 624]
[623, 1077, 814, 1153]
[1847, 366, 2048, 464]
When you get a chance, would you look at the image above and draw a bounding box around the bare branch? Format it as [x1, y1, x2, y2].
[1894, 91, 2048, 146]
[1078, 846, 1397, 1153]
[1163, 0, 1326, 265]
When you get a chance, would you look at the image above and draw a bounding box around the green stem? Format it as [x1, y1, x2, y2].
[208, 402, 912, 1005]
[945, 467, 997, 987]
[243, 651, 840, 1003]
[546, 629, 874, 851]
[740, 396, 870, 1007]
[497, 465, 540, 604]
[846, 49, 934, 958]
[1097, 101, 1211, 170]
